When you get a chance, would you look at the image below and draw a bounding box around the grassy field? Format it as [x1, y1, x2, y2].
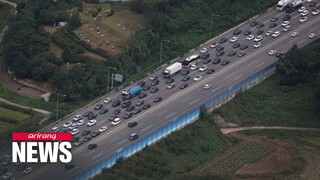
[217, 75, 320, 128]
[0, 107, 31, 121]
[0, 2, 14, 31]
[0, 121, 15, 133]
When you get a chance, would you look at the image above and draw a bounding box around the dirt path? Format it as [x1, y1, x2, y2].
[0, 97, 50, 114]
[221, 126, 320, 134]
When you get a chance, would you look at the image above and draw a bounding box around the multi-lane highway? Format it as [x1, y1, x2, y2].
[4, 2, 320, 180]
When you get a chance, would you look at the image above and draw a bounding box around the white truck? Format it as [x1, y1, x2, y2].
[277, 0, 294, 11]
[163, 62, 182, 78]
[286, 0, 305, 13]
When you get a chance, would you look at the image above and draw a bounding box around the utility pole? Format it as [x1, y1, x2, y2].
[107, 66, 117, 93]
[160, 39, 170, 65]
[56, 93, 66, 121]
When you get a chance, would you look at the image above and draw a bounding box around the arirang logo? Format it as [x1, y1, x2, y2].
[12, 132, 72, 163]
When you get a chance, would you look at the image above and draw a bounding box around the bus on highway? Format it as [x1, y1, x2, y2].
[181, 54, 200, 67]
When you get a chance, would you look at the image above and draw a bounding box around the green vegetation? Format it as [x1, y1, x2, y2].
[0, 2, 14, 31]
[0, 107, 31, 121]
[94, 114, 236, 180]
[305, 137, 320, 147]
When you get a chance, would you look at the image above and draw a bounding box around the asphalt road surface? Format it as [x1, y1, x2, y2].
[6, 3, 320, 180]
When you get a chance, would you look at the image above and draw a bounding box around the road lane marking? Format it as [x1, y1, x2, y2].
[297, 39, 305, 46]
[226, 71, 237, 78]
[247, 60, 256, 66]
[158, 110, 168, 115]
[117, 139, 126, 146]
[165, 112, 175, 118]
[189, 99, 200, 105]
[255, 62, 265, 68]
[310, 26, 318, 32]
[233, 74, 243, 80]
[109, 136, 119, 143]
[141, 125, 152, 132]
[180, 96, 191, 103]
[92, 153, 103, 160]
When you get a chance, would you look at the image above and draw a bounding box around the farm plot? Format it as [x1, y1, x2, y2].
[0, 107, 31, 121]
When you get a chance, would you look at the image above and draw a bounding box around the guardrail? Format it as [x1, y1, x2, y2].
[74, 63, 276, 180]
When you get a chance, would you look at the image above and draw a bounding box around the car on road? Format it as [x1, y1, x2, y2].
[71, 129, 79, 135]
[243, 30, 251, 35]
[167, 83, 175, 89]
[272, 31, 280, 38]
[291, 31, 299, 37]
[129, 133, 139, 141]
[113, 108, 121, 115]
[229, 36, 238, 43]
[149, 75, 157, 81]
[283, 14, 291, 21]
[282, 25, 291, 32]
[247, 35, 254, 40]
[312, 9, 320, 15]
[298, 6, 306, 13]
[233, 28, 241, 35]
[63, 121, 72, 128]
[138, 81, 145, 87]
[165, 78, 174, 84]
[65, 164, 75, 170]
[300, 16, 308, 23]
[126, 105, 135, 112]
[179, 83, 188, 89]
[150, 79, 159, 86]
[266, 30, 273, 36]
[257, 29, 264, 35]
[111, 118, 121, 126]
[142, 85, 151, 91]
[270, 17, 278, 22]
[51, 127, 59, 132]
[88, 144, 98, 150]
[254, 35, 263, 42]
[219, 37, 227, 43]
[132, 108, 141, 114]
[309, 33, 316, 39]
[256, 23, 264, 28]
[276, 52, 285, 58]
[142, 104, 151, 110]
[269, 22, 277, 28]
[301, 11, 309, 16]
[203, 58, 212, 64]
[99, 126, 108, 132]
[73, 115, 82, 122]
[190, 64, 198, 71]
[216, 50, 225, 57]
[228, 50, 237, 57]
[123, 112, 133, 119]
[207, 68, 215, 74]
[91, 131, 100, 137]
[238, 51, 246, 57]
[81, 130, 91, 136]
[104, 97, 112, 104]
[87, 120, 97, 127]
[128, 121, 138, 128]
[77, 120, 84, 126]
[182, 76, 190, 81]
[87, 112, 97, 120]
[216, 45, 224, 51]
[181, 69, 190, 75]
[281, 21, 290, 27]
[199, 65, 208, 72]
[99, 108, 108, 114]
[204, 84, 211, 89]
[221, 61, 230, 66]
[138, 92, 147, 99]
[150, 87, 159, 93]
[193, 76, 203, 82]
[250, 20, 258, 26]
[268, 50, 277, 56]
[200, 48, 207, 53]
[233, 42, 241, 48]
[135, 99, 144, 106]
[212, 58, 221, 64]
[2, 172, 12, 179]
[240, 44, 248, 50]
[112, 100, 121, 107]
[210, 42, 218, 48]
[154, 96, 162, 103]
[200, 52, 210, 59]
[94, 104, 103, 110]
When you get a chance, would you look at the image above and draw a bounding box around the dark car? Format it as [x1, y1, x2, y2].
[283, 14, 291, 21]
[65, 164, 75, 170]
[203, 58, 212, 64]
[112, 100, 121, 107]
[250, 20, 258, 26]
[212, 58, 221, 64]
[72, 136, 80, 142]
[200, 52, 210, 59]
[138, 92, 147, 99]
[99, 108, 108, 114]
[142, 85, 151, 91]
[126, 105, 135, 112]
[113, 108, 121, 115]
[233, 43, 241, 48]
[154, 96, 162, 103]
[228, 50, 237, 57]
[216, 45, 224, 51]
[151, 79, 159, 86]
[121, 100, 131, 108]
[240, 44, 248, 50]
[122, 95, 131, 101]
[269, 22, 277, 28]
[132, 108, 141, 114]
[257, 29, 264, 35]
[238, 52, 246, 57]
[135, 99, 144, 106]
[137, 81, 145, 87]
[83, 136, 92, 142]
[221, 60, 230, 66]
[207, 68, 215, 74]
[142, 104, 151, 110]
[88, 144, 98, 150]
[181, 69, 190, 75]
[182, 76, 190, 81]
[256, 23, 264, 28]
[128, 121, 138, 128]
[121, 103, 130, 108]
[83, 111, 92, 117]
[180, 83, 188, 89]
[270, 17, 278, 22]
[94, 104, 103, 110]
[123, 112, 134, 119]
[243, 30, 251, 35]
[233, 28, 241, 35]
[91, 131, 100, 138]
[219, 37, 227, 43]
[150, 87, 159, 93]
[216, 50, 225, 57]
[276, 52, 285, 58]
[166, 78, 174, 84]
[88, 113, 97, 120]
[109, 115, 117, 121]
[129, 133, 139, 141]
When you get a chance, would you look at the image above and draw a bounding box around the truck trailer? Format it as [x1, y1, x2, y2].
[163, 62, 182, 78]
[286, 0, 304, 13]
[277, 0, 294, 11]
[121, 86, 142, 97]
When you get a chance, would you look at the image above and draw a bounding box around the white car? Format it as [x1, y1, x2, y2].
[73, 115, 82, 122]
[230, 36, 238, 43]
[246, 35, 254, 40]
[272, 31, 280, 38]
[309, 33, 316, 39]
[87, 119, 97, 127]
[193, 76, 203, 81]
[282, 25, 291, 32]
[210, 42, 218, 48]
[254, 35, 263, 42]
[99, 126, 108, 132]
[104, 97, 112, 104]
[199, 65, 207, 72]
[269, 50, 277, 56]
[312, 9, 320, 15]
[300, 17, 308, 23]
[298, 6, 306, 13]
[190, 64, 198, 71]
[23, 167, 33, 175]
[200, 48, 207, 53]
[254, 42, 262, 48]
[301, 11, 309, 16]
[63, 121, 72, 128]
[71, 129, 79, 135]
[291, 31, 299, 37]
[77, 120, 84, 126]
[265, 30, 273, 36]
[111, 118, 121, 126]
[281, 21, 290, 27]
[2, 172, 12, 179]
[204, 84, 211, 89]
[51, 127, 59, 132]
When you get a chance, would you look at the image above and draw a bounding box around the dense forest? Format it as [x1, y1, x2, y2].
[2, 0, 277, 102]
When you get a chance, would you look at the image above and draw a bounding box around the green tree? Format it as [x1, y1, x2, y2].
[69, 12, 82, 29]
[62, 46, 73, 62]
